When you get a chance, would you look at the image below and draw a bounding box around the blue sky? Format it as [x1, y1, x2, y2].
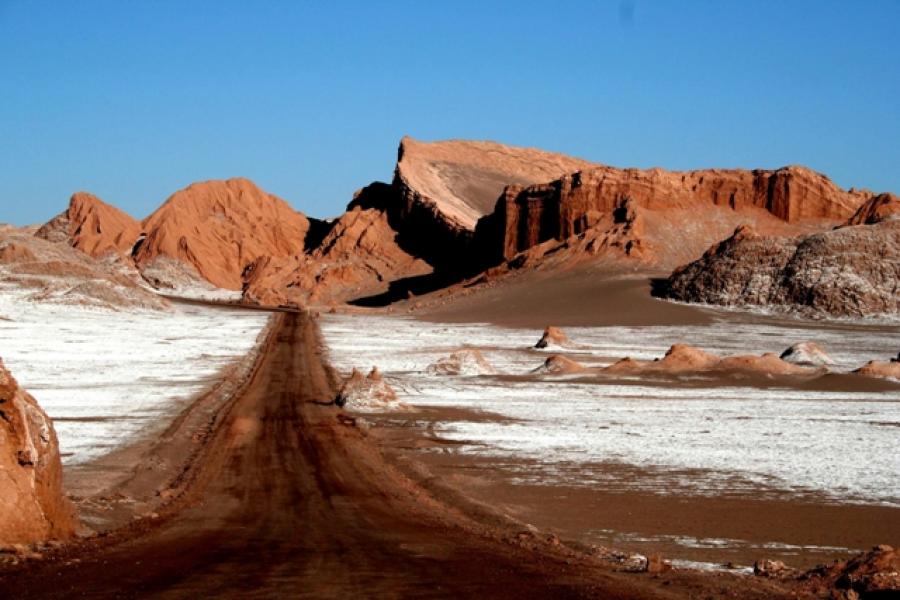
[1, 1, 898, 224]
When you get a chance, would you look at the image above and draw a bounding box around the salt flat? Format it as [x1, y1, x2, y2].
[0, 292, 269, 465]
[321, 313, 900, 507]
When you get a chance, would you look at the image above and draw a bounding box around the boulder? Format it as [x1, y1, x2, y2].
[0, 359, 75, 544]
[427, 349, 496, 376]
[334, 368, 406, 411]
[535, 326, 569, 349]
[780, 342, 835, 366]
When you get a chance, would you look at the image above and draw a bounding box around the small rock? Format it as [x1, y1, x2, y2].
[535, 326, 569, 349]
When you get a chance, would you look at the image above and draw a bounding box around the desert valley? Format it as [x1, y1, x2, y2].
[0, 135, 897, 599]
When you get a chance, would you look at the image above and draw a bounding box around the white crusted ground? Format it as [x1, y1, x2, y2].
[0, 290, 268, 465]
[321, 313, 900, 507]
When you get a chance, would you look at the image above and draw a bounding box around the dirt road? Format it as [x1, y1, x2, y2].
[0, 313, 784, 599]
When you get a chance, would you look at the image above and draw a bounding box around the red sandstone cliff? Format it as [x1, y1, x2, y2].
[36, 192, 141, 258]
[0, 359, 75, 545]
[474, 165, 872, 269]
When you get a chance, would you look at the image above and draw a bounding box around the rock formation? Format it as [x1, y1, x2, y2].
[0, 359, 75, 544]
[473, 164, 870, 270]
[134, 178, 312, 290]
[352, 137, 597, 273]
[845, 192, 900, 226]
[426, 349, 496, 376]
[800, 545, 900, 598]
[535, 326, 569, 349]
[604, 344, 816, 377]
[242, 206, 431, 306]
[854, 359, 900, 380]
[779, 342, 835, 367]
[661, 195, 900, 318]
[533, 355, 585, 374]
[36, 192, 141, 258]
[1, 230, 167, 311]
[334, 368, 406, 411]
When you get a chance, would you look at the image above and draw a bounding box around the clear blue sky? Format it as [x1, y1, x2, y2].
[2, 1, 898, 225]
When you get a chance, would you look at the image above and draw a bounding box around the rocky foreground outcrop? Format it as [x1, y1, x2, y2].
[662, 194, 900, 318]
[0, 359, 75, 544]
[36, 192, 141, 258]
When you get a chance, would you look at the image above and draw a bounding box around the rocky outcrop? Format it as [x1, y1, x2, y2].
[135, 178, 312, 290]
[0, 230, 168, 311]
[854, 360, 900, 380]
[426, 349, 496, 376]
[242, 207, 431, 306]
[604, 344, 815, 377]
[800, 545, 900, 598]
[36, 192, 141, 258]
[535, 326, 569, 349]
[533, 355, 585, 374]
[662, 214, 900, 318]
[334, 368, 406, 411]
[845, 192, 900, 226]
[0, 359, 75, 544]
[473, 165, 870, 269]
[779, 342, 835, 367]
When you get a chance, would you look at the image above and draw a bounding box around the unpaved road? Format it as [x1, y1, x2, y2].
[0, 313, 785, 599]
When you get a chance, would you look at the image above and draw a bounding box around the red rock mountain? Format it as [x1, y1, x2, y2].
[473, 165, 871, 269]
[394, 136, 597, 232]
[36, 192, 141, 258]
[134, 178, 312, 290]
[353, 137, 597, 272]
[0, 359, 75, 544]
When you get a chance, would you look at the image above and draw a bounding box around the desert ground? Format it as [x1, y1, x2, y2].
[1, 136, 897, 599]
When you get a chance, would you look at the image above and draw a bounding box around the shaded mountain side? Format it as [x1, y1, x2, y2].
[241, 206, 431, 306]
[351, 137, 598, 273]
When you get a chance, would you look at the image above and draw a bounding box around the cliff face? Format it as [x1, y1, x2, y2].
[134, 178, 311, 290]
[242, 206, 431, 306]
[0, 359, 75, 544]
[661, 195, 900, 318]
[378, 137, 597, 272]
[36, 192, 141, 258]
[475, 165, 871, 267]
